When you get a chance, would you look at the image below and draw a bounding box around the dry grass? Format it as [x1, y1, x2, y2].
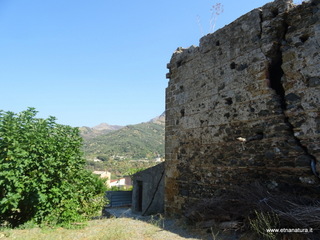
[184, 182, 320, 239]
[0, 218, 201, 240]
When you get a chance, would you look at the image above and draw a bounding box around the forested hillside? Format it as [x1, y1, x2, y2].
[81, 114, 165, 161]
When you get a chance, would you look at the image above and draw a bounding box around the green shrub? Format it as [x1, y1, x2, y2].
[0, 108, 106, 227]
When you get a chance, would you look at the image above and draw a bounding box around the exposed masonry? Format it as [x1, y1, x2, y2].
[165, 0, 320, 217]
[260, 1, 320, 177]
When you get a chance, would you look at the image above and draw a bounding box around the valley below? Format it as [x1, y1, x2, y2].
[80, 113, 165, 178]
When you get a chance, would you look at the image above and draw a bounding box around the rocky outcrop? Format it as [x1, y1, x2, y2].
[165, 0, 320, 216]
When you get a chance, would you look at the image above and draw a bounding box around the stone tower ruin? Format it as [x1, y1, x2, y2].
[165, 0, 320, 216]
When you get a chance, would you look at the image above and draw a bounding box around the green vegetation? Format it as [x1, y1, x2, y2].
[124, 167, 146, 178]
[82, 122, 164, 161]
[0, 108, 106, 228]
[86, 159, 158, 179]
[79, 115, 165, 178]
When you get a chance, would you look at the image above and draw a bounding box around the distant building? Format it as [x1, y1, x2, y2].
[110, 176, 132, 189]
[93, 171, 111, 187]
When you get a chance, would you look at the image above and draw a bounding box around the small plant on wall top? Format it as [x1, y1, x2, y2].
[209, 2, 224, 33]
[0, 108, 106, 227]
[197, 2, 224, 36]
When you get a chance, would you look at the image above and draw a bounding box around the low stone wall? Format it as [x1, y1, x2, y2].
[165, 0, 320, 217]
[132, 163, 164, 215]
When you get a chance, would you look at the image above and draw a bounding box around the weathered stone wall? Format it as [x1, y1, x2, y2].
[165, 0, 320, 217]
[132, 162, 164, 215]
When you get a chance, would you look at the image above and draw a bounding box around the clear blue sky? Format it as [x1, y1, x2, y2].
[0, 0, 274, 127]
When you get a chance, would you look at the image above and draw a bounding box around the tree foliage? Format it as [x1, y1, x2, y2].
[0, 108, 106, 227]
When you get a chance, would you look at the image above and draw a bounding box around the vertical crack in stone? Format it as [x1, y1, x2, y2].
[268, 51, 286, 109]
[265, 13, 320, 179]
[258, 9, 263, 41]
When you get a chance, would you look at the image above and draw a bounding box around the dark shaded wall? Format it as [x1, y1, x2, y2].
[132, 162, 164, 215]
[165, 0, 320, 217]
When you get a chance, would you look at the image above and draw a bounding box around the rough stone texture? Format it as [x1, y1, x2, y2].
[165, 0, 320, 217]
[132, 162, 164, 215]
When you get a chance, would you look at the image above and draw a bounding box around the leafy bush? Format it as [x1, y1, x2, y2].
[0, 108, 106, 227]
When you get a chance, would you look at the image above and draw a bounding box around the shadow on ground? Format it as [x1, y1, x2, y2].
[102, 207, 211, 240]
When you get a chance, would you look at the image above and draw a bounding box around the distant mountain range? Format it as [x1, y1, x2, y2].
[79, 123, 124, 140]
[80, 112, 165, 140]
[148, 112, 165, 125]
[80, 113, 165, 161]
